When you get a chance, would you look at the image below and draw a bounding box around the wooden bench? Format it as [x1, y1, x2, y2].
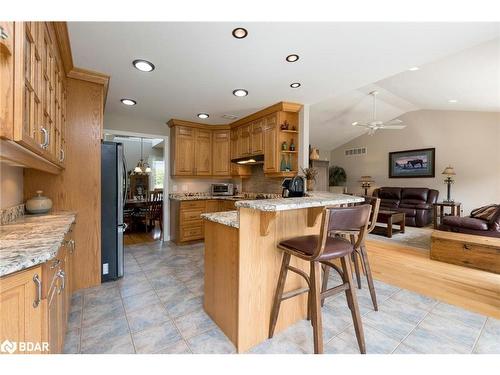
[431, 230, 500, 274]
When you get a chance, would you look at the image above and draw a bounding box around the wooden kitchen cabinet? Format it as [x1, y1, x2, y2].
[195, 129, 212, 175]
[171, 125, 196, 176]
[212, 130, 230, 176]
[0, 266, 43, 354]
[230, 128, 239, 160]
[251, 119, 264, 154]
[1, 21, 66, 173]
[238, 124, 251, 157]
[263, 114, 279, 173]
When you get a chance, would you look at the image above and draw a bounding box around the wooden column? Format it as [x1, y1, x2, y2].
[24, 78, 104, 291]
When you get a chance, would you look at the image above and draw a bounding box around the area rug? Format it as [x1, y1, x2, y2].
[367, 225, 432, 251]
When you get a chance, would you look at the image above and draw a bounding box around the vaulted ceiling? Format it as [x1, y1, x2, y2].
[68, 22, 500, 150]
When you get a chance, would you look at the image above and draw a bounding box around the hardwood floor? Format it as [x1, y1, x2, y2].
[124, 226, 162, 245]
[366, 239, 500, 319]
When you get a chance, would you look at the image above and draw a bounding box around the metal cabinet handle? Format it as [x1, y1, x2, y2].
[70, 239, 75, 254]
[57, 270, 66, 293]
[0, 27, 8, 40]
[50, 258, 61, 269]
[463, 244, 472, 250]
[59, 148, 65, 162]
[40, 127, 49, 149]
[33, 274, 42, 308]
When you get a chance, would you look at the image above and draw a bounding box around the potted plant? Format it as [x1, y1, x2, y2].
[301, 167, 318, 191]
[329, 165, 347, 193]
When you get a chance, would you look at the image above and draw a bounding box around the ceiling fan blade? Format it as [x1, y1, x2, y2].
[379, 125, 406, 130]
[385, 118, 403, 125]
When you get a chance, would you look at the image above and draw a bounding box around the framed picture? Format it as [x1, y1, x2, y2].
[389, 148, 435, 178]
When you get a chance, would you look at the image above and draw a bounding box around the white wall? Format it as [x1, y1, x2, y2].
[330, 110, 500, 214]
[0, 164, 24, 209]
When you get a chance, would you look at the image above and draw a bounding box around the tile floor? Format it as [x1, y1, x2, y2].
[64, 241, 500, 354]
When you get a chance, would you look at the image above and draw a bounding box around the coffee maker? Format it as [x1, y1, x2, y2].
[281, 176, 305, 198]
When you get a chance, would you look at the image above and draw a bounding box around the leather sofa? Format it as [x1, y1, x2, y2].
[439, 206, 500, 238]
[372, 187, 439, 227]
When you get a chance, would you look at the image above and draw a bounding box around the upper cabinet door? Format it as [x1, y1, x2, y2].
[174, 126, 196, 175]
[251, 119, 264, 154]
[238, 124, 251, 156]
[263, 114, 278, 173]
[230, 128, 239, 160]
[195, 128, 212, 175]
[0, 22, 14, 138]
[212, 130, 230, 176]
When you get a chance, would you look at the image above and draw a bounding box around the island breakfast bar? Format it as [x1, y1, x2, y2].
[201, 193, 364, 353]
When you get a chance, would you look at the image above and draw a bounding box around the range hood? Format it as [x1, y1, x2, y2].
[231, 154, 264, 165]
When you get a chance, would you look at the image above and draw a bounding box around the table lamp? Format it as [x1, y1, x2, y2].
[442, 166, 456, 203]
[359, 176, 374, 196]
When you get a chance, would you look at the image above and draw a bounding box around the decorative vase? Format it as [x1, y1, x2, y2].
[26, 190, 53, 214]
[280, 154, 287, 171]
[309, 148, 320, 160]
[306, 179, 314, 191]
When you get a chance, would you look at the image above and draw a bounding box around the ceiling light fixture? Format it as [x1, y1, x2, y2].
[286, 54, 299, 62]
[290, 82, 301, 88]
[232, 28, 248, 39]
[408, 66, 420, 71]
[233, 89, 248, 97]
[121, 98, 137, 106]
[133, 59, 155, 72]
[448, 99, 458, 103]
[197, 113, 209, 119]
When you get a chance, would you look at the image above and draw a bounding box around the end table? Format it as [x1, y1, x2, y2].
[433, 201, 462, 229]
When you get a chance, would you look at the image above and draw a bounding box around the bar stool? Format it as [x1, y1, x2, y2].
[323, 197, 381, 311]
[269, 204, 372, 354]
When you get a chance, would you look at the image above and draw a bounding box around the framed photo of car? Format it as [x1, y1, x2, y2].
[389, 148, 435, 178]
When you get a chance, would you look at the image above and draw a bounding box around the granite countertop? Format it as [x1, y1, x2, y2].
[169, 192, 281, 201]
[201, 210, 239, 229]
[235, 192, 365, 212]
[0, 212, 77, 277]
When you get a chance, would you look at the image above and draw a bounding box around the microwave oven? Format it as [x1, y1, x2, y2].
[211, 183, 234, 196]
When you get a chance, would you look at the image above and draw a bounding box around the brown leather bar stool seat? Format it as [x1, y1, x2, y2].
[269, 204, 372, 354]
[279, 235, 353, 260]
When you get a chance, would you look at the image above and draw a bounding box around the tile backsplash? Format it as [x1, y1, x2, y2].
[241, 165, 283, 194]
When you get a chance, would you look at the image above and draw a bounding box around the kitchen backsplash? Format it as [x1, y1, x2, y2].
[241, 165, 283, 194]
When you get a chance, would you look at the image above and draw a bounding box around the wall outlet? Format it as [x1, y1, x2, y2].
[172, 184, 178, 192]
[103, 263, 109, 275]
[182, 185, 188, 192]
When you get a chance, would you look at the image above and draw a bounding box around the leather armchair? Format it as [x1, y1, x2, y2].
[439, 206, 500, 238]
[372, 187, 439, 227]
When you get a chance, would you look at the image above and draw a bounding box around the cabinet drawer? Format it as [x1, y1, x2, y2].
[180, 225, 203, 241]
[181, 209, 204, 223]
[431, 238, 500, 274]
[180, 200, 206, 210]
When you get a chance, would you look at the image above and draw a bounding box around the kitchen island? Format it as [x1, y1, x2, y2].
[201, 193, 364, 353]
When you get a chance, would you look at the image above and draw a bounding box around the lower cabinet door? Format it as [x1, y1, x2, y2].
[0, 266, 44, 353]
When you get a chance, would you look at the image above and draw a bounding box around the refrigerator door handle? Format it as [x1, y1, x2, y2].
[122, 155, 128, 204]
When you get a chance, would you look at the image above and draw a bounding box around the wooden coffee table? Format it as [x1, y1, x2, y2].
[373, 210, 406, 238]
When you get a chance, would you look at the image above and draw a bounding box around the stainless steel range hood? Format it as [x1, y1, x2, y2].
[230, 154, 264, 165]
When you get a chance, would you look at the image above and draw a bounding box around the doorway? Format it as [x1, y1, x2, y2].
[104, 129, 169, 244]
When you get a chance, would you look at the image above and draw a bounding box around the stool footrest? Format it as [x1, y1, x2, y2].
[320, 283, 349, 300]
[281, 287, 310, 301]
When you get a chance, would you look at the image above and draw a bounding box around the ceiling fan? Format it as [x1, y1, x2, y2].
[352, 91, 406, 135]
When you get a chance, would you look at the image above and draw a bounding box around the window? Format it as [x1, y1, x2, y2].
[152, 160, 164, 189]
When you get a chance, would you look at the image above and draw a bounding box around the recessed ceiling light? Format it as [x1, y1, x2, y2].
[232, 28, 248, 39]
[448, 99, 458, 103]
[197, 113, 209, 119]
[408, 66, 420, 71]
[121, 98, 136, 106]
[286, 54, 299, 62]
[133, 59, 155, 72]
[233, 89, 248, 97]
[290, 82, 301, 88]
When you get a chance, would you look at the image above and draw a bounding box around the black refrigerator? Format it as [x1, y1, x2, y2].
[101, 141, 127, 281]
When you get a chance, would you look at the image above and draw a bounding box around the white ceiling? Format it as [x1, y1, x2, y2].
[68, 22, 500, 148]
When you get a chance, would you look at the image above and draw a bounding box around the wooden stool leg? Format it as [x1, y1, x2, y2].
[310, 261, 324, 354]
[350, 235, 361, 288]
[359, 244, 378, 311]
[269, 252, 291, 338]
[341, 255, 366, 354]
[320, 264, 330, 307]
